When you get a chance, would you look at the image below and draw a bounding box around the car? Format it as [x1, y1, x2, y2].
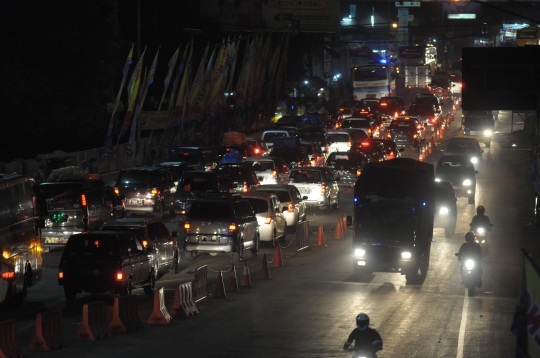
[217, 143, 254, 162]
[115, 167, 176, 219]
[378, 96, 406, 121]
[214, 164, 259, 193]
[168, 147, 216, 171]
[246, 137, 269, 156]
[367, 139, 404, 160]
[434, 181, 457, 238]
[269, 137, 311, 168]
[387, 117, 424, 150]
[301, 141, 326, 167]
[184, 195, 260, 262]
[299, 114, 326, 130]
[413, 94, 442, 114]
[357, 140, 388, 163]
[296, 127, 327, 148]
[444, 137, 484, 164]
[261, 130, 291, 151]
[326, 151, 369, 187]
[429, 78, 452, 103]
[250, 184, 307, 226]
[156, 162, 195, 186]
[461, 110, 495, 147]
[287, 167, 340, 213]
[435, 155, 478, 204]
[100, 218, 181, 274]
[325, 129, 365, 154]
[351, 107, 383, 127]
[58, 231, 158, 300]
[239, 192, 286, 246]
[173, 171, 221, 218]
[405, 103, 441, 127]
[342, 117, 379, 138]
[243, 156, 289, 185]
[338, 107, 354, 119]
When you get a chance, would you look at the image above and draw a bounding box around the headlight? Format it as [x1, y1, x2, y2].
[470, 157, 478, 164]
[483, 130, 492, 136]
[354, 249, 366, 257]
[463, 179, 472, 186]
[439, 207, 449, 215]
[477, 227, 485, 234]
[435, 178, 441, 182]
[464, 259, 475, 270]
[401, 251, 412, 259]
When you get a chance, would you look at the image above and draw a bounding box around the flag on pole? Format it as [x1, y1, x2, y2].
[103, 44, 133, 158]
[119, 48, 146, 139]
[512, 249, 540, 358]
[206, 41, 231, 115]
[186, 43, 210, 119]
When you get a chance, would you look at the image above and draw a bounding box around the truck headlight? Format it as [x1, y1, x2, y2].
[470, 157, 478, 164]
[401, 251, 412, 259]
[463, 179, 472, 186]
[476, 227, 485, 234]
[464, 259, 475, 270]
[439, 207, 449, 215]
[483, 130, 492, 136]
[354, 249, 366, 257]
[435, 178, 441, 182]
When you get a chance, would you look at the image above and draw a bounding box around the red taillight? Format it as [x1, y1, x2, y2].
[184, 222, 190, 230]
[58, 271, 64, 279]
[387, 133, 391, 138]
[432, 118, 437, 123]
[368, 128, 372, 134]
[361, 142, 370, 147]
[394, 112, 398, 117]
[380, 103, 387, 106]
[114, 188, 119, 195]
[1, 272, 14, 279]
[265, 216, 272, 224]
[116, 272, 123, 281]
[81, 194, 87, 206]
[255, 148, 260, 154]
[413, 134, 418, 138]
[94, 240, 99, 246]
[151, 188, 160, 195]
[229, 223, 236, 231]
[321, 183, 326, 194]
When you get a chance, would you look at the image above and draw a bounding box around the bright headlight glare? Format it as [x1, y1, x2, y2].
[463, 179, 472, 186]
[465, 259, 475, 270]
[477, 227, 485, 234]
[355, 249, 366, 257]
[435, 178, 441, 182]
[401, 251, 412, 259]
[439, 207, 449, 215]
[470, 157, 478, 164]
[483, 130, 492, 136]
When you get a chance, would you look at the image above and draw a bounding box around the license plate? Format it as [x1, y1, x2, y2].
[44, 237, 69, 244]
[299, 188, 311, 194]
[130, 199, 142, 204]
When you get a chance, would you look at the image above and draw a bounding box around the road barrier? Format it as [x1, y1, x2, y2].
[147, 288, 172, 325]
[109, 295, 143, 333]
[273, 245, 284, 267]
[0, 320, 22, 358]
[295, 220, 310, 251]
[192, 265, 208, 302]
[170, 283, 198, 318]
[428, 140, 433, 155]
[75, 301, 112, 340]
[29, 310, 66, 352]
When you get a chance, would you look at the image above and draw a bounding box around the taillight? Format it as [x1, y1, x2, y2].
[387, 133, 391, 138]
[265, 216, 272, 224]
[255, 148, 260, 154]
[321, 183, 326, 194]
[229, 223, 236, 231]
[151, 188, 160, 195]
[142, 240, 148, 247]
[184, 222, 190, 230]
[116, 272, 123, 281]
[368, 129, 372, 134]
[394, 112, 398, 117]
[390, 151, 394, 156]
[288, 203, 294, 212]
[243, 181, 248, 192]
[347, 141, 352, 147]
[272, 170, 277, 176]
[1, 272, 14, 279]
[413, 134, 418, 138]
[58, 271, 64, 279]
[114, 188, 119, 195]
[81, 194, 87, 206]
[357, 169, 362, 176]
[432, 118, 437, 123]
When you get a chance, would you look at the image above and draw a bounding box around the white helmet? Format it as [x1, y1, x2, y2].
[356, 313, 370, 331]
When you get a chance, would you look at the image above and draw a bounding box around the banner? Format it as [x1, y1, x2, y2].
[206, 41, 232, 115]
[103, 44, 133, 158]
[119, 48, 146, 139]
[187, 44, 210, 119]
[512, 249, 540, 358]
[140, 110, 169, 130]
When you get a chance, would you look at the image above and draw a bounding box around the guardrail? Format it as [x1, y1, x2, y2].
[192, 265, 208, 302]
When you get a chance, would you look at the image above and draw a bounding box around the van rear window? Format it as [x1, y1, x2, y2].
[40, 184, 83, 209]
[64, 235, 120, 260]
[170, 152, 204, 164]
[117, 171, 151, 184]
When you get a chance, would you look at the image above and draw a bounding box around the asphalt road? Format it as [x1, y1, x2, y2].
[2, 86, 534, 357]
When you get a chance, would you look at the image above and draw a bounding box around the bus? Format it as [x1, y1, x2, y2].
[0, 174, 47, 304]
[351, 64, 396, 100]
[397, 44, 437, 75]
[516, 26, 539, 46]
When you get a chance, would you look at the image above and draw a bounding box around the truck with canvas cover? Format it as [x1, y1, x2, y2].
[350, 158, 435, 284]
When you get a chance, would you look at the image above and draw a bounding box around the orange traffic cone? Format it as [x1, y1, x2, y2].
[335, 218, 343, 240]
[428, 140, 433, 155]
[342, 214, 348, 236]
[316, 224, 326, 247]
[229, 265, 239, 292]
[436, 129, 440, 142]
[260, 254, 271, 280]
[421, 145, 427, 159]
[215, 271, 226, 299]
[239, 261, 251, 287]
[418, 152, 424, 162]
[452, 105, 456, 114]
[273, 244, 284, 267]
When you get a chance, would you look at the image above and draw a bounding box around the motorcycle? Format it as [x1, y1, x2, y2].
[455, 253, 481, 297]
[345, 341, 381, 358]
[469, 223, 493, 257]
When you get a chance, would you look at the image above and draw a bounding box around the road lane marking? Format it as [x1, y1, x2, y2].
[457, 289, 469, 358]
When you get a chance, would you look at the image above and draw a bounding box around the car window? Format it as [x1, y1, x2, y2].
[259, 190, 291, 203]
[64, 235, 119, 260]
[170, 151, 203, 164]
[190, 201, 234, 221]
[147, 223, 160, 239]
[326, 133, 349, 143]
[157, 223, 170, 238]
[264, 132, 288, 141]
[246, 198, 268, 214]
[234, 202, 246, 219]
[245, 160, 275, 171]
[292, 187, 302, 201]
[271, 197, 281, 211]
[180, 175, 216, 192]
[40, 184, 84, 210]
[101, 225, 145, 238]
[290, 170, 321, 184]
[447, 141, 480, 153]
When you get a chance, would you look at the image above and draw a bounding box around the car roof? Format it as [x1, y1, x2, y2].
[69, 231, 136, 241]
[239, 192, 275, 201]
[102, 218, 155, 227]
[254, 184, 294, 191]
[438, 155, 472, 163]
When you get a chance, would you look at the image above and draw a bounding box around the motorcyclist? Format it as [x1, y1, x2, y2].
[343, 313, 383, 357]
[457, 232, 483, 288]
[469, 205, 493, 232]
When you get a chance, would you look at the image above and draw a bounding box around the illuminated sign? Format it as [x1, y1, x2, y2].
[448, 14, 476, 19]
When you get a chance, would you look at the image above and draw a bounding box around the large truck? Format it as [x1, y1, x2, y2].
[404, 65, 431, 91]
[349, 158, 435, 284]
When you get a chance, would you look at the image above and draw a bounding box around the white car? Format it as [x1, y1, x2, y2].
[250, 184, 307, 227]
[240, 192, 286, 246]
[325, 129, 365, 155]
[287, 167, 340, 213]
[261, 130, 291, 151]
[244, 156, 289, 185]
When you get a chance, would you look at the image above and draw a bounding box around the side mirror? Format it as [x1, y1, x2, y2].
[347, 216, 352, 227]
[474, 170, 478, 174]
[302, 196, 308, 200]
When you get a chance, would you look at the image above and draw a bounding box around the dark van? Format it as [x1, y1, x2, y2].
[168, 147, 216, 171]
[58, 231, 157, 300]
[39, 179, 124, 251]
[174, 172, 221, 218]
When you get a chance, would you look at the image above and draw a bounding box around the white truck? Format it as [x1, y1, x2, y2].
[404, 66, 431, 91]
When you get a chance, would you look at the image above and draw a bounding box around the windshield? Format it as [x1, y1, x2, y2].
[326, 133, 349, 143]
[215, 167, 250, 181]
[257, 190, 291, 203]
[40, 184, 83, 209]
[327, 153, 353, 166]
[264, 132, 288, 141]
[446, 141, 479, 153]
[170, 152, 204, 164]
[245, 161, 275, 171]
[465, 117, 492, 126]
[390, 121, 415, 130]
[437, 158, 469, 171]
[189, 201, 235, 221]
[356, 207, 414, 235]
[353, 67, 388, 81]
[289, 170, 322, 184]
[435, 187, 451, 202]
[101, 226, 145, 237]
[180, 175, 216, 191]
[415, 98, 438, 107]
[407, 106, 434, 115]
[343, 119, 371, 129]
[117, 171, 151, 184]
[246, 198, 268, 214]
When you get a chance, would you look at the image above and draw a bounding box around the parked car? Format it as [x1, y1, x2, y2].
[287, 167, 340, 213]
[39, 178, 125, 250]
[100, 218, 181, 274]
[184, 195, 260, 262]
[434, 181, 458, 238]
[240, 192, 286, 246]
[326, 151, 369, 187]
[250, 184, 307, 227]
[58, 231, 158, 300]
[243, 156, 289, 185]
[115, 167, 176, 219]
[168, 147, 216, 171]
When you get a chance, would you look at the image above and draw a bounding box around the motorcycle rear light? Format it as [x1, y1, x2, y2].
[116, 272, 123, 281]
[265, 216, 272, 224]
[184, 222, 190, 230]
[229, 223, 237, 231]
[114, 188, 119, 195]
[81, 194, 87, 206]
[58, 271, 64, 279]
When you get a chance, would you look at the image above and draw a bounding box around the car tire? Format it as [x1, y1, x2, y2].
[250, 235, 259, 256]
[237, 239, 244, 262]
[144, 269, 156, 295]
[64, 286, 76, 301]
